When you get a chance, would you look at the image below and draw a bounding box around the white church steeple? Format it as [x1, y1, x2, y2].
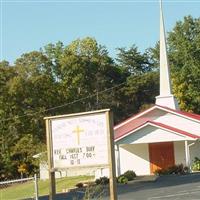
[155, 0, 179, 110]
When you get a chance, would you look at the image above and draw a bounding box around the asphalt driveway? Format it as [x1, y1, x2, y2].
[39, 173, 200, 200]
[115, 173, 200, 200]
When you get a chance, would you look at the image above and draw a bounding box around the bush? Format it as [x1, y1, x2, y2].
[83, 184, 105, 200]
[100, 176, 109, 185]
[123, 170, 136, 181]
[117, 175, 128, 184]
[116, 170, 136, 184]
[95, 176, 109, 185]
[95, 178, 101, 185]
[155, 164, 189, 175]
[76, 182, 84, 188]
[192, 157, 200, 171]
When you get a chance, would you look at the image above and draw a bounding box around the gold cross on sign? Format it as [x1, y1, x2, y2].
[73, 126, 84, 145]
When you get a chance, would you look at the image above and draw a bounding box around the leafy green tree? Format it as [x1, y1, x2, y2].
[56, 37, 126, 114]
[0, 38, 128, 178]
[11, 134, 45, 177]
[122, 72, 159, 118]
[115, 46, 158, 121]
[168, 16, 200, 113]
[150, 16, 200, 113]
[42, 41, 64, 81]
[116, 45, 155, 75]
[8, 51, 64, 140]
[0, 61, 20, 179]
[0, 37, 160, 178]
[0, 53, 63, 178]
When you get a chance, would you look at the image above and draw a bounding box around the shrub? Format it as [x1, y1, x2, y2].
[154, 168, 168, 175]
[192, 157, 200, 171]
[95, 176, 109, 185]
[100, 176, 109, 185]
[117, 175, 128, 184]
[76, 182, 84, 188]
[95, 178, 101, 185]
[155, 164, 189, 175]
[83, 184, 105, 200]
[123, 170, 136, 181]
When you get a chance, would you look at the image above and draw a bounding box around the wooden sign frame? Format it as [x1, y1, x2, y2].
[44, 109, 117, 200]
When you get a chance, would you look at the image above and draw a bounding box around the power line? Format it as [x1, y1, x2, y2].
[2, 0, 199, 3]
[0, 81, 126, 123]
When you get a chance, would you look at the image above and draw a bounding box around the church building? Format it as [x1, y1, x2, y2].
[114, 2, 200, 176]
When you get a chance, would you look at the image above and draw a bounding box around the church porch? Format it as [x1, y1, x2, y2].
[116, 140, 200, 176]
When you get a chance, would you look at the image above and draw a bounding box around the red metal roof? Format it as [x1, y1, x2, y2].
[114, 117, 150, 140]
[114, 105, 155, 129]
[115, 120, 200, 141]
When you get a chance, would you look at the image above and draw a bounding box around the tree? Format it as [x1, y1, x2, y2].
[0, 37, 161, 178]
[55, 37, 126, 115]
[116, 45, 155, 75]
[11, 134, 45, 177]
[0, 61, 18, 180]
[8, 51, 61, 141]
[42, 41, 64, 82]
[150, 16, 200, 113]
[0, 53, 63, 179]
[168, 16, 200, 113]
[0, 39, 129, 178]
[121, 72, 159, 118]
[115, 46, 158, 121]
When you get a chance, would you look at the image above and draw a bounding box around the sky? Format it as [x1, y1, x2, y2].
[0, 0, 200, 64]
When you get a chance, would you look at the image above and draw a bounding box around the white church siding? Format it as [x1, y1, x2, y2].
[116, 125, 193, 145]
[173, 141, 200, 170]
[117, 141, 197, 176]
[115, 140, 200, 176]
[155, 112, 200, 136]
[174, 141, 186, 166]
[119, 144, 150, 175]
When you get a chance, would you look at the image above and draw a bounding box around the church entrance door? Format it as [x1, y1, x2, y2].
[149, 142, 175, 174]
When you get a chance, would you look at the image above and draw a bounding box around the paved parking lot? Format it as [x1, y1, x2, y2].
[39, 173, 200, 200]
[117, 174, 200, 200]
[115, 173, 200, 200]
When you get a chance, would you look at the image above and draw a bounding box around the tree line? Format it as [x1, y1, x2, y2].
[0, 16, 200, 180]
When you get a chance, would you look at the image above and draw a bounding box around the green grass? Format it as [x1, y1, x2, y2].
[0, 175, 94, 200]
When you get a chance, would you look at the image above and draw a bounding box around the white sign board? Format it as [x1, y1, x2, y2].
[51, 112, 109, 168]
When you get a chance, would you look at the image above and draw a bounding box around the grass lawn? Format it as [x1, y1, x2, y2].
[0, 175, 94, 200]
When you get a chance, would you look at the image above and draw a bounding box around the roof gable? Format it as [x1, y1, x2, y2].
[114, 105, 156, 129]
[115, 120, 200, 143]
[114, 105, 200, 143]
[114, 105, 200, 130]
[158, 105, 200, 121]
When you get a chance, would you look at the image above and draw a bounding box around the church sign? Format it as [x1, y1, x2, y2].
[51, 112, 109, 168]
[44, 109, 117, 200]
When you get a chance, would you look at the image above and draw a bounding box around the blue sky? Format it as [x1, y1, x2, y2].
[1, 0, 200, 64]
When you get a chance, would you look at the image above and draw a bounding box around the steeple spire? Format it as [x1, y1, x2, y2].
[159, 0, 171, 96]
[155, 0, 179, 110]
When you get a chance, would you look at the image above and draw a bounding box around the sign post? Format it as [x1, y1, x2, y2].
[106, 111, 117, 200]
[44, 109, 117, 200]
[45, 119, 56, 200]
